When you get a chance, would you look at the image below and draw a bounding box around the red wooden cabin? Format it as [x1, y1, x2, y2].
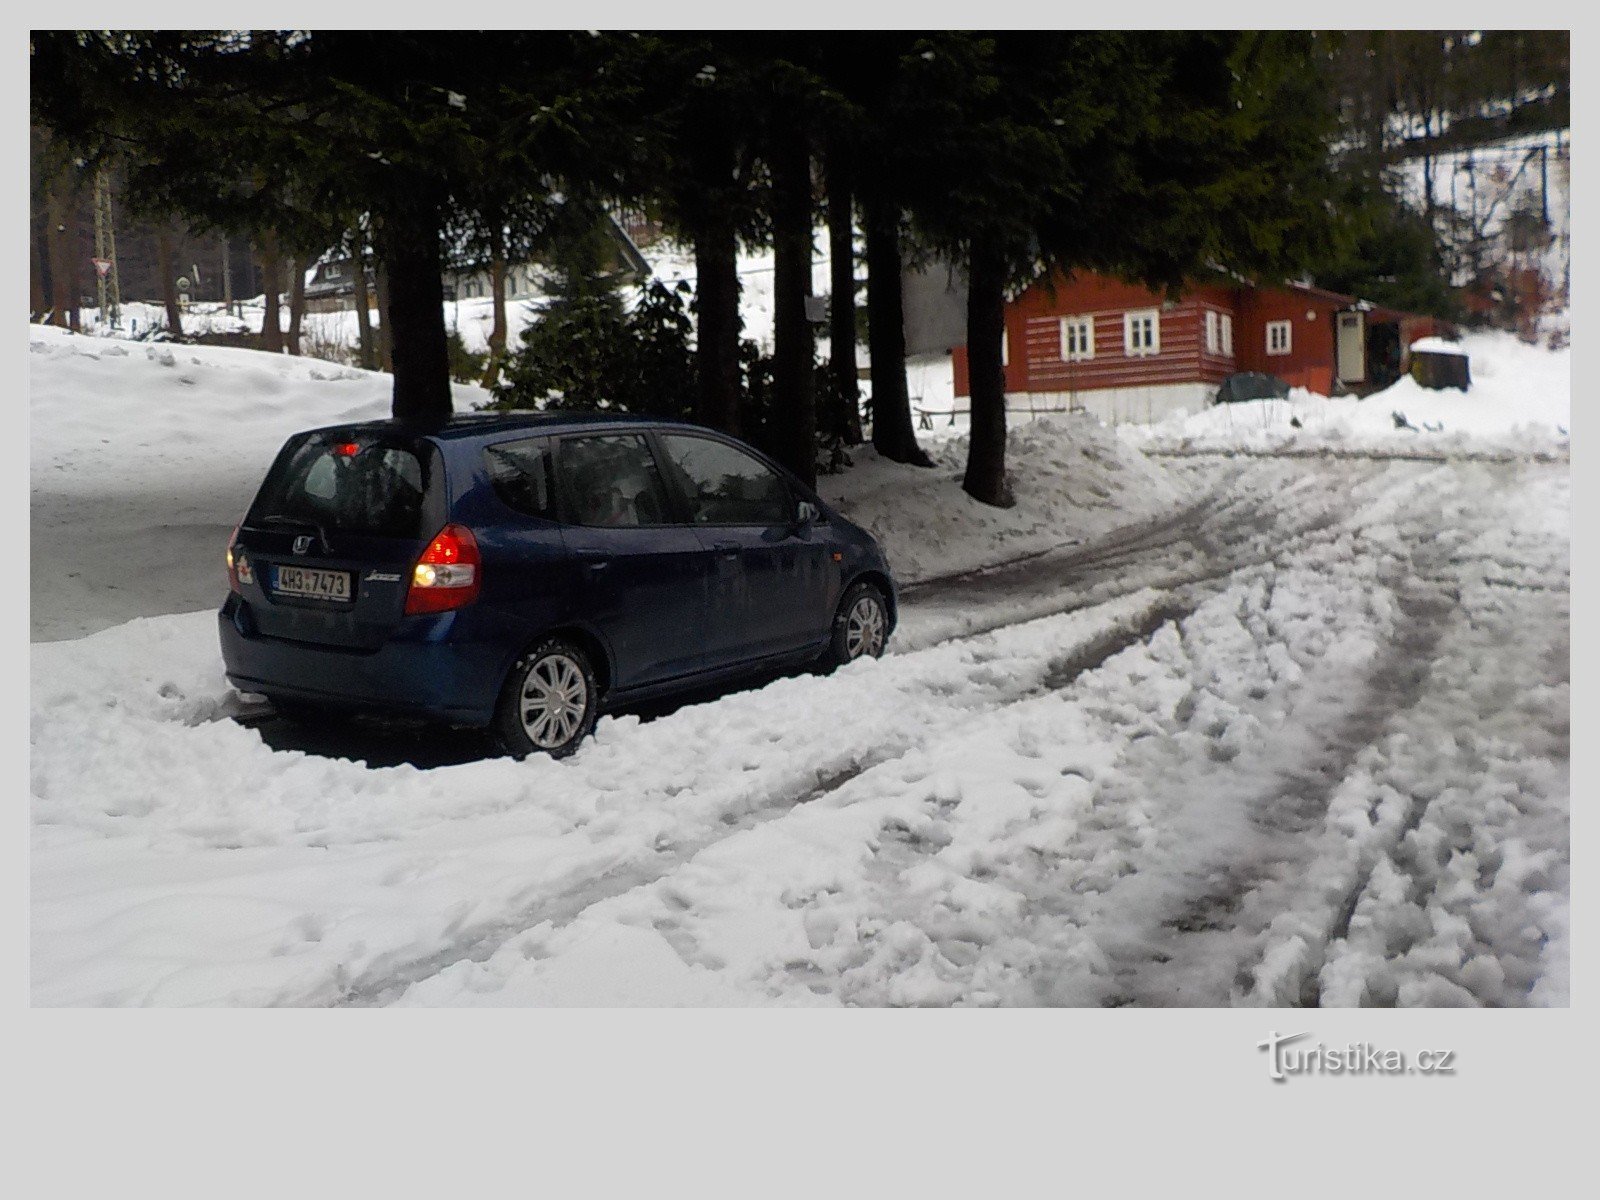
[951, 270, 1444, 425]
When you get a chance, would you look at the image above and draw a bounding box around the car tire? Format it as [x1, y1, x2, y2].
[492, 636, 600, 760]
[818, 581, 890, 672]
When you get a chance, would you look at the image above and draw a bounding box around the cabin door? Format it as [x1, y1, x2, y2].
[1336, 310, 1366, 385]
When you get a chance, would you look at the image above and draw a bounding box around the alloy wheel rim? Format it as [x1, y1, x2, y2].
[845, 596, 885, 660]
[520, 653, 588, 748]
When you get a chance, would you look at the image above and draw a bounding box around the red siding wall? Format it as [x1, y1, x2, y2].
[951, 269, 1434, 400]
[1234, 287, 1339, 395]
[954, 271, 1245, 397]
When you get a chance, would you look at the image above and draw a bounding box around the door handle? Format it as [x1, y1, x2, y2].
[711, 541, 740, 559]
[584, 558, 610, 573]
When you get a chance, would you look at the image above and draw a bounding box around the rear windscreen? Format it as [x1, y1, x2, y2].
[249, 434, 434, 538]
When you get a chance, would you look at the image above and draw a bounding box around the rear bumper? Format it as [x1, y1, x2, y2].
[218, 594, 510, 725]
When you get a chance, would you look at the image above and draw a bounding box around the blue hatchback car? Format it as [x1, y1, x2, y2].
[219, 413, 896, 756]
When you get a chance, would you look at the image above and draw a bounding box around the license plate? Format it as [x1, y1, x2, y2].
[272, 564, 352, 601]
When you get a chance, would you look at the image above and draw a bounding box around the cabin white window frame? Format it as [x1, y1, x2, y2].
[1220, 313, 1234, 357]
[1266, 319, 1292, 356]
[1204, 310, 1219, 355]
[1124, 308, 1160, 357]
[1059, 315, 1095, 361]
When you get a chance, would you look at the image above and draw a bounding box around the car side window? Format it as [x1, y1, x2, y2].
[658, 434, 792, 526]
[484, 437, 555, 520]
[555, 434, 675, 528]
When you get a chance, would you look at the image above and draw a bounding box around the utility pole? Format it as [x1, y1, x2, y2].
[91, 166, 121, 328]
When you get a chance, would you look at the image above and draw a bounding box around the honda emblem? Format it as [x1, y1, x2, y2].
[293, 534, 314, 555]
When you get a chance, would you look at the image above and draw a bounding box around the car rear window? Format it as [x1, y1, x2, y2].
[249, 433, 433, 538]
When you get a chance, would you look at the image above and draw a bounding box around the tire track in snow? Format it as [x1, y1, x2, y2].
[1089, 552, 1462, 1009]
[895, 457, 1404, 652]
[333, 761, 884, 1007]
[1144, 445, 1567, 466]
[712, 458, 1557, 1008]
[319, 594, 1189, 1007]
[328, 460, 1470, 1003]
[383, 599, 1206, 1007]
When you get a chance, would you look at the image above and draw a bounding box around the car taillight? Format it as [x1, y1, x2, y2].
[226, 524, 254, 592]
[405, 524, 480, 615]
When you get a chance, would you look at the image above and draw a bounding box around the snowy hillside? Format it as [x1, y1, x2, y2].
[1393, 129, 1570, 340]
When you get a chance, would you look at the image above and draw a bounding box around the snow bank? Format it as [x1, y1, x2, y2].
[28, 326, 487, 641]
[820, 413, 1182, 585]
[1126, 326, 1569, 455]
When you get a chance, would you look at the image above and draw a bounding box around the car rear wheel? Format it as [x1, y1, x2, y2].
[493, 637, 600, 760]
[819, 581, 889, 671]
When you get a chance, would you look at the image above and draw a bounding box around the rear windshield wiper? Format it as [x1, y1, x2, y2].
[258, 513, 333, 553]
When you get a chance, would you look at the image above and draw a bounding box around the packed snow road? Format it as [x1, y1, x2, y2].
[30, 450, 1568, 1006]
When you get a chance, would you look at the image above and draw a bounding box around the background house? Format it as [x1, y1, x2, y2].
[951, 270, 1449, 426]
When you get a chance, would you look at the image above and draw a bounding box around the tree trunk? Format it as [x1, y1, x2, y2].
[693, 220, 742, 435]
[31, 212, 47, 317]
[1421, 126, 1436, 224]
[826, 146, 863, 444]
[351, 228, 375, 371]
[285, 255, 307, 355]
[45, 182, 70, 328]
[962, 237, 1012, 507]
[373, 257, 393, 373]
[863, 191, 929, 466]
[482, 236, 508, 388]
[63, 201, 82, 331]
[221, 235, 234, 312]
[258, 233, 283, 352]
[688, 116, 744, 437]
[771, 123, 816, 489]
[373, 204, 452, 423]
[158, 228, 184, 340]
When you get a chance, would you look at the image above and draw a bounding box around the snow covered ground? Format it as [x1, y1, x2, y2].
[1126, 326, 1570, 457]
[29, 319, 1569, 1008]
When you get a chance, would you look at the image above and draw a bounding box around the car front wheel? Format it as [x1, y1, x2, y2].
[819, 581, 889, 671]
[493, 637, 600, 759]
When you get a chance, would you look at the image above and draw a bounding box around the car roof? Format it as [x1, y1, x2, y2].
[304, 410, 706, 445]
